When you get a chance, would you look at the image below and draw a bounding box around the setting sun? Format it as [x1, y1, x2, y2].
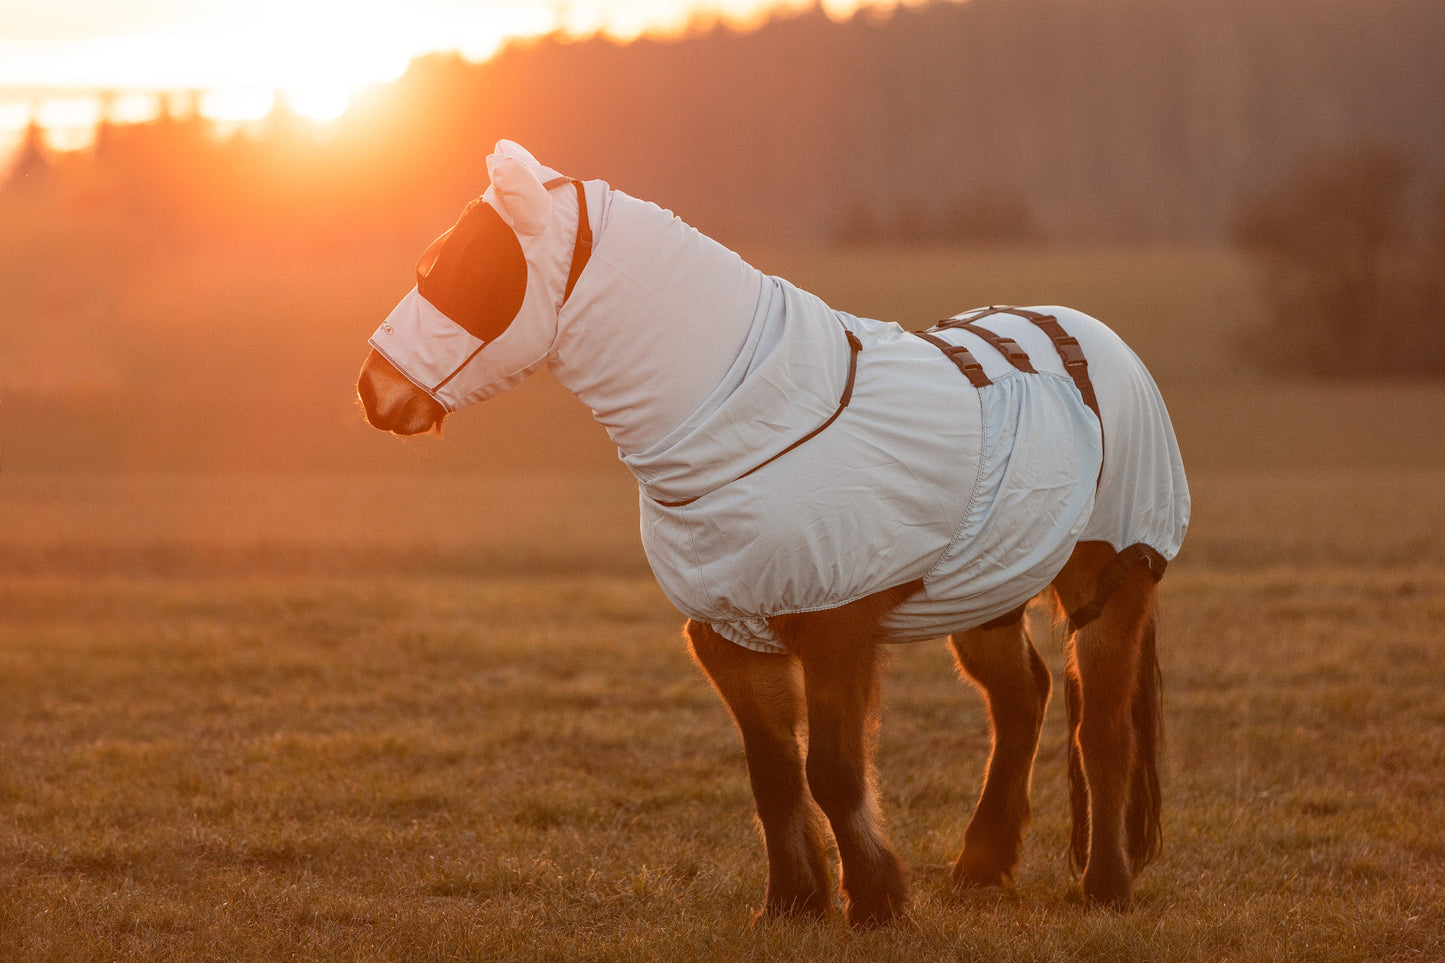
[287, 87, 352, 123]
[0, 0, 534, 150]
[0, 0, 895, 160]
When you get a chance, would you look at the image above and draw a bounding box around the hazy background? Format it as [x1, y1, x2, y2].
[2, 0, 1444, 575]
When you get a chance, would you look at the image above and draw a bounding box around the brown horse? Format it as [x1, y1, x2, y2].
[357, 142, 1186, 925]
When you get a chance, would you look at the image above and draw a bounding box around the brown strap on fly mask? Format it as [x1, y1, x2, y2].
[542, 177, 593, 304]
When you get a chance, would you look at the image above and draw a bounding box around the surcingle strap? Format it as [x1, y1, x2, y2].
[1006, 308, 1101, 425]
[959, 323, 1036, 373]
[936, 307, 1101, 424]
[932, 317, 1037, 374]
[1068, 543, 1167, 632]
[914, 331, 992, 388]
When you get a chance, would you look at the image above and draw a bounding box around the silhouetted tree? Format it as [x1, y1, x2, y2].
[1235, 143, 1445, 376]
[3, 120, 51, 194]
[9, 0, 1445, 247]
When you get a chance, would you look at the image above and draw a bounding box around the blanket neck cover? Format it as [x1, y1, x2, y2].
[371, 142, 1190, 653]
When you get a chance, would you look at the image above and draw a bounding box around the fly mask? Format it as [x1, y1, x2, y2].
[369, 141, 593, 411]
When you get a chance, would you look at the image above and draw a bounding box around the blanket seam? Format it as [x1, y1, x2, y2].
[923, 376, 993, 584]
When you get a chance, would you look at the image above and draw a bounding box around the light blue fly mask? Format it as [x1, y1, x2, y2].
[368, 141, 592, 411]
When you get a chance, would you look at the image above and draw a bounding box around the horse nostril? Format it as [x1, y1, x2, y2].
[358, 354, 445, 435]
[358, 373, 389, 429]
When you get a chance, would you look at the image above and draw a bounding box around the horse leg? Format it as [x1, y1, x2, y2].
[685, 619, 833, 921]
[948, 605, 1052, 887]
[770, 582, 919, 928]
[1053, 542, 1164, 911]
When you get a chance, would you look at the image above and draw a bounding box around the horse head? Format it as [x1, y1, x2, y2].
[357, 140, 586, 435]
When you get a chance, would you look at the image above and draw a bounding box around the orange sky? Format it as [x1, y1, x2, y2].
[0, 0, 891, 127]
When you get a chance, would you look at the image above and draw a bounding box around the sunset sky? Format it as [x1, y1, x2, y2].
[0, 0, 879, 152]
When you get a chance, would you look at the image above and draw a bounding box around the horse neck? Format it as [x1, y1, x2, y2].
[547, 190, 765, 459]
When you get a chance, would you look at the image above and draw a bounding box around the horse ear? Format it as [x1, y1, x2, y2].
[487, 151, 551, 236]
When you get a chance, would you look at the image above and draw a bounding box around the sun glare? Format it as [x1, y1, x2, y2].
[0, 0, 896, 157]
[286, 87, 351, 123]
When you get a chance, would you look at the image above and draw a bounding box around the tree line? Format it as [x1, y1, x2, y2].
[6, 0, 1443, 373]
[7, 0, 1444, 247]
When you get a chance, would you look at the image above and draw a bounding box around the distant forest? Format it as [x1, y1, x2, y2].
[10, 0, 1445, 245]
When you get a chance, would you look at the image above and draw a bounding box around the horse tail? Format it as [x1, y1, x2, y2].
[1126, 608, 1164, 872]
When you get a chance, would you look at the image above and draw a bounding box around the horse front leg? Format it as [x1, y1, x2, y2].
[685, 620, 833, 921]
[948, 606, 1052, 888]
[771, 583, 919, 928]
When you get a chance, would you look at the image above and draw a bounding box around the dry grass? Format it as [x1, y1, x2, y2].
[1, 568, 1441, 961]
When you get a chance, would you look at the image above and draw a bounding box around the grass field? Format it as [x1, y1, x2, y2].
[2, 237, 1444, 960]
[2, 570, 1442, 960]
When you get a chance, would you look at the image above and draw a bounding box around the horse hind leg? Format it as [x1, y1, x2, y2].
[771, 581, 920, 928]
[948, 603, 1052, 888]
[1054, 542, 1165, 911]
[685, 620, 832, 921]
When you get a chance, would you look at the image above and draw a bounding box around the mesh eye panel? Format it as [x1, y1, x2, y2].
[416, 200, 527, 343]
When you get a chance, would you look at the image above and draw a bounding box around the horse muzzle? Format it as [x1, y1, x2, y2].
[357, 349, 447, 436]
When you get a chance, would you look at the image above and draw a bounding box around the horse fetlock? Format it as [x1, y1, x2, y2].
[758, 884, 833, 924]
[838, 841, 908, 928]
[953, 833, 1020, 888]
[842, 871, 908, 928]
[761, 821, 831, 914]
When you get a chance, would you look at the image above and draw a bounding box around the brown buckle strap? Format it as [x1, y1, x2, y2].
[987, 307, 1100, 423]
[914, 331, 992, 388]
[933, 305, 1105, 486]
[954, 322, 1036, 374]
[940, 307, 1101, 423]
[1026, 316, 1100, 423]
[541, 176, 593, 304]
[938, 306, 1005, 326]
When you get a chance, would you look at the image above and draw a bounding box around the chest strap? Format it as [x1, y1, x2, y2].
[652, 326, 864, 508]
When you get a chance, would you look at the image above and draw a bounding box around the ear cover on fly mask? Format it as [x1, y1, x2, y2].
[486, 145, 553, 236]
[415, 199, 528, 343]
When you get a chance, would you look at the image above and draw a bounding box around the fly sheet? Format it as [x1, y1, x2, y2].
[371, 142, 1190, 654]
[629, 297, 1188, 653]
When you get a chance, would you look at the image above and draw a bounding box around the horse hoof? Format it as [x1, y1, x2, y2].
[753, 890, 832, 926]
[845, 902, 905, 928]
[953, 866, 1009, 889]
[952, 848, 1015, 889]
[844, 888, 908, 928]
[1081, 872, 1134, 912]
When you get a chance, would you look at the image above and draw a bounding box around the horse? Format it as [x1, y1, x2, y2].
[356, 141, 1189, 925]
